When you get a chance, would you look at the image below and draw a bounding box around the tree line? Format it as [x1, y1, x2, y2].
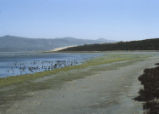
[62, 38, 159, 51]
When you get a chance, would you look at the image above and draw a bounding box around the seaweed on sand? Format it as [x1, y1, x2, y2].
[135, 63, 159, 114]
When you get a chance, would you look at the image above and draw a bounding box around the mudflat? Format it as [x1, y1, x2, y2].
[1, 52, 159, 114]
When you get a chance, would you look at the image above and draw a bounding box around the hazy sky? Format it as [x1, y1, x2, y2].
[0, 0, 159, 41]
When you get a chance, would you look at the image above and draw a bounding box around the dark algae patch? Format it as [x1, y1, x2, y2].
[135, 63, 159, 114]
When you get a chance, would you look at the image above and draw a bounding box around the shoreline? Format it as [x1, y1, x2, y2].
[0, 52, 158, 113]
[0, 53, 144, 88]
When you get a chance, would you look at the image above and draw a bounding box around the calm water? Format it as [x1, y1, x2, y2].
[0, 52, 101, 78]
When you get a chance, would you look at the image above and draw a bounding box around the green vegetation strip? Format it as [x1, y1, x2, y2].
[0, 54, 150, 88]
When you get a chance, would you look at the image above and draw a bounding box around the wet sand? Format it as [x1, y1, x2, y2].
[2, 55, 159, 114]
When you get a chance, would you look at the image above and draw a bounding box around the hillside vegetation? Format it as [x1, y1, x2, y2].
[62, 38, 159, 51]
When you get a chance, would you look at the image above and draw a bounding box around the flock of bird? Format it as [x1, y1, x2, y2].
[7, 59, 79, 76]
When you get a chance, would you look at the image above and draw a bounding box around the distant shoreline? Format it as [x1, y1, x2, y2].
[45, 45, 77, 52]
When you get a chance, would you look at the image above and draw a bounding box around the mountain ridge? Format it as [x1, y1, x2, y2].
[0, 35, 113, 52]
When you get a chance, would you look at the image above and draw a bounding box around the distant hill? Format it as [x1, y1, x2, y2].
[0, 35, 113, 52]
[61, 38, 159, 51]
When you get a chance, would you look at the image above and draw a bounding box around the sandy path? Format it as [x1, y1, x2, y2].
[5, 57, 159, 114]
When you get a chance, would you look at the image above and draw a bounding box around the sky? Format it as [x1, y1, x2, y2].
[0, 0, 159, 41]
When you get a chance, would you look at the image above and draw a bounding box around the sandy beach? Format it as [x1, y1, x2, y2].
[1, 52, 159, 114]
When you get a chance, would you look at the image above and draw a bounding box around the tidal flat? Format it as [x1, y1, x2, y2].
[0, 51, 159, 114]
